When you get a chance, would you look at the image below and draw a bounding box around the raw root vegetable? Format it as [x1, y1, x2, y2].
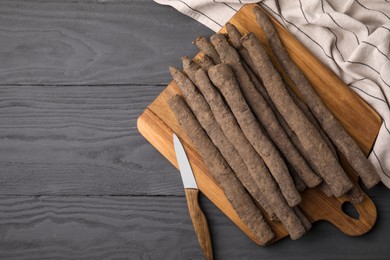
[227, 21, 338, 159]
[170, 66, 278, 221]
[285, 81, 339, 158]
[208, 61, 302, 207]
[210, 33, 321, 189]
[196, 67, 305, 239]
[168, 95, 275, 245]
[294, 208, 312, 232]
[319, 182, 334, 197]
[242, 60, 320, 184]
[226, 23, 302, 156]
[181, 56, 200, 84]
[253, 6, 380, 189]
[242, 58, 318, 181]
[320, 181, 363, 204]
[226, 22, 257, 77]
[198, 54, 215, 71]
[226, 22, 321, 168]
[290, 168, 307, 192]
[345, 186, 364, 205]
[241, 33, 353, 197]
[238, 52, 317, 182]
[193, 36, 221, 64]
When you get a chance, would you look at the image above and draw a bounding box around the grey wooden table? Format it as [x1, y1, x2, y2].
[0, 0, 389, 259]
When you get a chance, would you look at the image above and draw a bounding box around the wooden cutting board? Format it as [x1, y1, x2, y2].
[137, 4, 382, 245]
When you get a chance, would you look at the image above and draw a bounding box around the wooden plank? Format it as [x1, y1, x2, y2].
[0, 191, 389, 259]
[0, 84, 184, 195]
[0, 0, 213, 85]
[0, 195, 203, 259]
[137, 4, 381, 245]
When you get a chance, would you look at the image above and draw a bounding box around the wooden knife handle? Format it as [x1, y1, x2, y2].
[185, 189, 213, 260]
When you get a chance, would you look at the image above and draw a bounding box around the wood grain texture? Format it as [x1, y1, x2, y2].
[0, 196, 204, 259]
[0, 190, 389, 260]
[138, 4, 381, 245]
[185, 189, 213, 260]
[0, 84, 185, 195]
[0, 0, 213, 85]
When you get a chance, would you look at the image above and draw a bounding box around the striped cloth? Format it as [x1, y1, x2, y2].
[154, 0, 390, 188]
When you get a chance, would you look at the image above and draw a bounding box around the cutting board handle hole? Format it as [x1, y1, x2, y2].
[342, 202, 360, 219]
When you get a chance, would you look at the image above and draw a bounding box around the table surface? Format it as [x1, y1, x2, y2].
[0, 0, 389, 259]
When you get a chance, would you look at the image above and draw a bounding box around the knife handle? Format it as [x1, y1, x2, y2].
[185, 189, 213, 260]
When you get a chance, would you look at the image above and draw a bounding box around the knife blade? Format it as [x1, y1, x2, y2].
[173, 133, 213, 260]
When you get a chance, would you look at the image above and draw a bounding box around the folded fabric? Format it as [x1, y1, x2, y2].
[154, 0, 390, 188]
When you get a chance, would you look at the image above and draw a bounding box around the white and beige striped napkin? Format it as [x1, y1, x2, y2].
[154, 0, 390, 188]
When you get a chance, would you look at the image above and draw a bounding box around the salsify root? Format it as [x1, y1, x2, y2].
[207, 60, 301, 207]
[168, 95, 275, 245]
[294, 208, 312, 232]
[290, 168, 307, 192]
[198, 54, 215, 71]
[227, 21, 337, 160]
[286, 84, 339, 158]
[170, 66, 278, 221]
[196, 67, 305, 240]
[241, 32, 353, 197]
[319, 182, 334, 197]
[226, 22, 258, 77]
[253, 6, 380, 189]
[210, 33, 321, 190]
[242, 58, 322, 185]
[193, 36, 221, 64]
[181, 56, 200, 84]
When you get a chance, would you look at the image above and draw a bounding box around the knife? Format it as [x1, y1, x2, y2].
[173, 133, 213, 260]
